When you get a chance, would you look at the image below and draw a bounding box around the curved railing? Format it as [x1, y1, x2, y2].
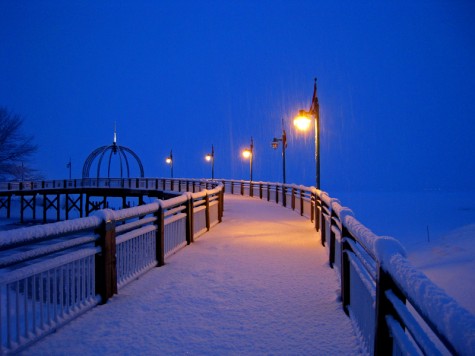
[0, 178, 223, 354]
[221, 179, 475, 355]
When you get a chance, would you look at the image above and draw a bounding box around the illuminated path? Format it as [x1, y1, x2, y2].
[27, 195, 361, 354]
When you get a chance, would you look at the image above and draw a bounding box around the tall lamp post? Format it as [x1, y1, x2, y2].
[242, 137, 254, 181]
[293, 78, 320, 189]
[165, 150, 173, 178]
[205, 145, 215, 180]
[271, 127, 287, 184]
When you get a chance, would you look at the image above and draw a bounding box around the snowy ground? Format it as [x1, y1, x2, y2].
[21, 195, 361, 355]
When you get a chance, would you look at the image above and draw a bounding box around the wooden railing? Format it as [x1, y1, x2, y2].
[221, 179, 475, 355]
[0, 179, 223, 354]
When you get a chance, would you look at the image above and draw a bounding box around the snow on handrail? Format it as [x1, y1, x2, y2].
[0, 215, 101, 249]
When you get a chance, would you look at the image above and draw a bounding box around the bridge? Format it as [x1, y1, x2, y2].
[1, 178, 475, 355]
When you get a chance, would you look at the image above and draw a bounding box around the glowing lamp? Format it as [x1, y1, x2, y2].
[293, 110, 312, 131]
[166, 157, 172, 164]
[205, 154, 212, 162]
[242, 149, 252, 159]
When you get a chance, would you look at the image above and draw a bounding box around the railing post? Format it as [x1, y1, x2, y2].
[300, 190, 304, 216]
[310, 193, 315, 223]
[291, 187, 296, 210]
[320, 209, 327, 246]
[341, 227, 351, 316]
[95, 215, 118, 304]
[186, 195, 194, 244]
[205, 193, 210, 231]
[241, 181, 244, 196]
[218, 188, 224, 222]
[276, 185, 279, 204]
[329, 213, 336, 268]
[282, 185, 286, 208]
[154, 204, 165, 266]
[259, 183, 263, 199]
[250, 181, 253, 197]
[315, 193, 321, 232]
[267, 183, 270, 201]
[374, 265, 405, 355]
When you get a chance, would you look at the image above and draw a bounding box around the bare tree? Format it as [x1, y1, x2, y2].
[0, 107, 38, 181]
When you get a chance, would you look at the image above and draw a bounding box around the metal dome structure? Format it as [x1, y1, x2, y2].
[82, 126, 144, 179]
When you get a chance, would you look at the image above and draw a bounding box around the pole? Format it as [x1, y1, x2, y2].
[211, 145, 215, 180]
[250, 137, 254, 182]
[170, 150, 174, 178]
[282, 129, 287, 185]
[312, 78, 321, 190]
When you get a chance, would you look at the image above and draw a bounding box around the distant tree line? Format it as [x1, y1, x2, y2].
[0, 107, 39, 181]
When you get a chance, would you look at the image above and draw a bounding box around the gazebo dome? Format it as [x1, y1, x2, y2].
[82, 127, 144, 179]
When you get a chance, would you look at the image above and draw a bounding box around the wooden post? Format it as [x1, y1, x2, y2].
[329, 215, 336, 268]
[374, 266, 405, 355]
[218, 189, 224, 222]
[267, 183, 270, 201]
[341, 227, 351, 316]
[282, 185, 287, 208]
[291, 187, 296, 210]
[185, 196, 194, 244]
[310, 193, 315, 223]
[321, 205, 326, 246]
[250, 181, 253, 197]
[259, 183, 263, 199]
[300, 190, 304, 216]
[154, 205, 165, 266]
[205, 193, 210, 231]
[95, 217, 118, 304]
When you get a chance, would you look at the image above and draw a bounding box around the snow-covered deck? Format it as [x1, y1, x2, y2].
[25, 194, 361, 354]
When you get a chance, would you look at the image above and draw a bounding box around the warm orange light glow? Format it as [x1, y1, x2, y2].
[205, 154, 212, 162]
[166, 157, 172, 164]
[242, 149, 252, 159]
[293, 112, 312, 131]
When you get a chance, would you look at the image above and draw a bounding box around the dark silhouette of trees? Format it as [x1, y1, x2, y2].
[0, 107, 38, 181]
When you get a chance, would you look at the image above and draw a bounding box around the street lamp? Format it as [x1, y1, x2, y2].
[293, 78, 320, 189]
[166, 150, 173, 178]
[271, 128, 287, 184]
[241, 137, 254, 181]
[205, 144, 215, 180]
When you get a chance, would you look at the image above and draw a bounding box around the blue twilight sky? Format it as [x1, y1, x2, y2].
[1, 1, 474, 194]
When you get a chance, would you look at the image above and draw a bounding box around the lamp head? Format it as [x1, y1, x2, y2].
[271, 138, 279, 149]
[293, 110, 312, 131]
[205, 154, 212, 162]
[242, 149, 252, 159]
[166, 157, 172, 164]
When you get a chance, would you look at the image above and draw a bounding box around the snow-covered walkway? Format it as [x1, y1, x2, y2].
[26, 194, 361, 355]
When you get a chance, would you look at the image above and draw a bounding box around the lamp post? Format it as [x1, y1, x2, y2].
[205, 145, 215, 180]
[271, 127, 287, 184]
[242, 137, 254, 181]
[166, 150, 173, 178]
[293, 78, 320, 189]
